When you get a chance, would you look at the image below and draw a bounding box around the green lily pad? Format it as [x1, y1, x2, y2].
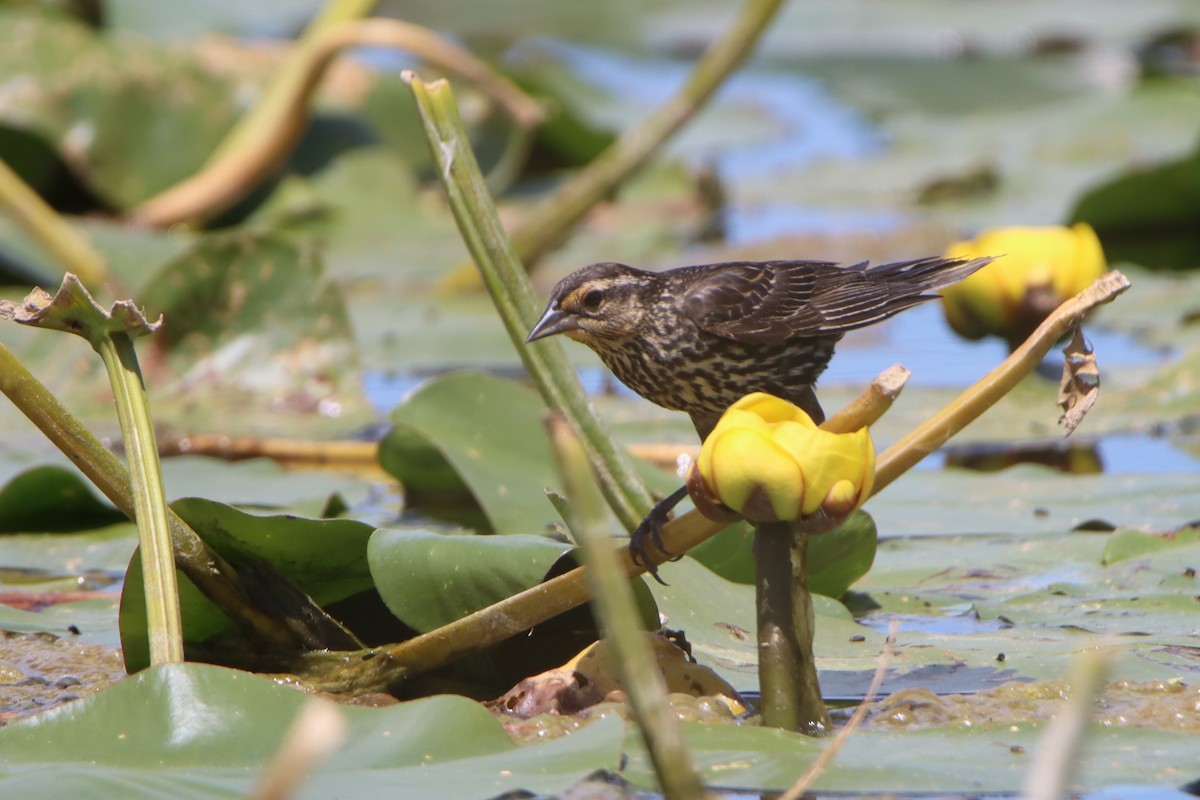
[867, 465, 1200, 538]
[1102, 525, 1200, 565]
[0, 661, 625, 799]
[158, 456, 371, 514]
[647, 555, 888, 689]
[379, 371, 562, 534]
[1071, 137, 1200, 269]
[856, 525, 1200, 684]
[368, 528, 573, 633]
[0, 465, 123, 533]
[119, 498, 376, 672]
[623, 718, 1197, 794]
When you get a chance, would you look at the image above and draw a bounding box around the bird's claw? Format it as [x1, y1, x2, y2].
[629, 485, 689, 585]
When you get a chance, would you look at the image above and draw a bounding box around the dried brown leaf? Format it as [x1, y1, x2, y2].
[1058, 327, 1099, 435]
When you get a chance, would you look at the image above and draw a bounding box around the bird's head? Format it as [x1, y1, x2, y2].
[526, 262, 656, 346]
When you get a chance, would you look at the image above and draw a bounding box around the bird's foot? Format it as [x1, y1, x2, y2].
[629, 485, 689, 585]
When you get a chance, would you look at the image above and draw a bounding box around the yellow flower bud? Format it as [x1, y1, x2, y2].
[689, 393, 875, 527]
[940, 223, 1107, 347]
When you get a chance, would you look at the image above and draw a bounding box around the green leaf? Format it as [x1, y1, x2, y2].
[368, 528, 572, 632]
[1102, 525, 1200, 565]
[379, 372, 561, 534]
[1071, 138, 1200, 269]
[648, 555, 881, 690]
[857, 526, 1200, 684]
[623, 718, 1199, 793]
[0, 662, 624, 799]
[119, 498, 376, 672]
[0, 465, 123, 533]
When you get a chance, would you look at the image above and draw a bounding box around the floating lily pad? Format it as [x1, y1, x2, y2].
[379, 372, 563, 534]
[0, 662, 625, 799]
[0, 8, 240, 209]
[1102, 525, 1200, 565]
[368, 528, 573, 633]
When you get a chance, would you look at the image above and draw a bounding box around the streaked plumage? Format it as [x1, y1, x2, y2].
[528, 256, 990, 438]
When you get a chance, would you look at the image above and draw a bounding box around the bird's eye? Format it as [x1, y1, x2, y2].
[581, 289, 604, 310]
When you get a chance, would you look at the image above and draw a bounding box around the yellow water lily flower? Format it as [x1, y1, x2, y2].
[941, 223, 1106, 347]
[687, 393, 875, 526]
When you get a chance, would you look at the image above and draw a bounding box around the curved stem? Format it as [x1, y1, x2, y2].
[131, 18, 542, 227]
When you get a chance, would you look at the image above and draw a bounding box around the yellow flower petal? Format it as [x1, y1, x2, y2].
[706, 427, 803, 521]
[694, 393, 874, 524]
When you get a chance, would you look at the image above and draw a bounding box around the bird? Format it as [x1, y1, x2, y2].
[526, 255, 991, 576]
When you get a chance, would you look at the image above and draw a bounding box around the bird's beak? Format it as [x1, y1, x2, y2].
[526, 305, 579, 343]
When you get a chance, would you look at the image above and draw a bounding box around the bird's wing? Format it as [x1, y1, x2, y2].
[681, 260, 841, 343]
[684, 258, 964, 343]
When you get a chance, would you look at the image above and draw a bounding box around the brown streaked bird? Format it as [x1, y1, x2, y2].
[527, 256, 990, 576]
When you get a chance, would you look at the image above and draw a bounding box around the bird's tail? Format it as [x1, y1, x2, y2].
[860, 255, 993, 292]
[813, 255, 993, 332]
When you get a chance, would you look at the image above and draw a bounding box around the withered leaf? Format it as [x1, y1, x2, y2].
[1058, 327, 1099, 436]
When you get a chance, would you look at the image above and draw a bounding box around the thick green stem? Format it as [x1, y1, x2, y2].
[95, 333, 183, 664]
[406, 74, 654, 532]
[755, 523, 829, 733]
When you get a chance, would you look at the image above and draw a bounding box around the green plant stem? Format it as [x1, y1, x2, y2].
[94, 332, 183, 664]
[548, 415, 706, 800]
[754, 524, 829, 734]
[406, 73, 654, 532]
[441, 0, 785, 289]
[0, 158, 111, 287]
[0, 343, 356, 653]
